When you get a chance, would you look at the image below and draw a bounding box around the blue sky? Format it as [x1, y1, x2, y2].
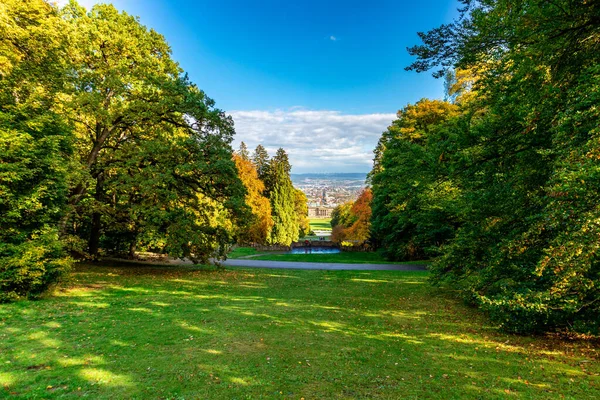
[61, 0, 459, 172]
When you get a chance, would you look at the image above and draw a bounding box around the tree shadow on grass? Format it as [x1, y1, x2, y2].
[0, 263, 598, 399]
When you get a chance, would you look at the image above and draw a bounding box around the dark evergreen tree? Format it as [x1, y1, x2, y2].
[267, 148, 298, 245]
[273, 148, 291, 174]
[238, 141, 250, 161]
[252, 144, 270, 182]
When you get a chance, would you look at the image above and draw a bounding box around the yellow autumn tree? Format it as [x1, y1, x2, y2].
[293, 188, 310, 238]
[233, 154, 273, 244]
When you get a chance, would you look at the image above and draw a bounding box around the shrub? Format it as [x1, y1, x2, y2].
[0, 229, 71, 302]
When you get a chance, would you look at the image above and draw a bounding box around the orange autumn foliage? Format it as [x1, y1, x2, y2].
[233, 154, 274, 244]
[345, 188, 372, 243]
[331, 188, 372, 244]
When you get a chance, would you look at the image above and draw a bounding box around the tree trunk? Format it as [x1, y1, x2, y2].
[128, 239, 137, 260]
[88, 172, 104, 259]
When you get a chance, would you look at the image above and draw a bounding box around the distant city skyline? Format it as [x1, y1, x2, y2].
[292, 172, 367, 207]
[57, 0, 459, 173]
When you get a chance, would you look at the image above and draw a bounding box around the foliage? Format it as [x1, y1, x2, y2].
[238, 141, 250, 161]
[330, 189, 373, 244]
[370, 100, 461, 260]
[1, 0, 253, 301]
[372, 0, 600, 333]
[0, 0, 73, 301]
[233, 154, 273, 245]
[344, 188, 373, 243]
[252, 144, 270, 181]
[330, 224, 347, 244]
[56, 2, 247, 263]
[266, 148, 299, 246]
[0, 230, 72, 302]
[293, 189, 310, 238]
[330, 201, 354, 229]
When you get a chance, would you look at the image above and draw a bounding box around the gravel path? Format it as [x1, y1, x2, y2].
[222, 259, 427, 271]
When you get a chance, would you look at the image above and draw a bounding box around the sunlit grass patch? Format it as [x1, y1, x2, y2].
[79, 368, 132, 387]
[0, 263, 598, 399]
[227, 246, 261, 258]
[309, 218, 332, 231]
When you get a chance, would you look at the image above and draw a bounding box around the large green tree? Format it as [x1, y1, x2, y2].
[267, 148, 298, 246]
[383, 0, 600, 333]
[60, 3, 246, 262]
[0, 0, 73, 301]
[371, 99, 461, 260]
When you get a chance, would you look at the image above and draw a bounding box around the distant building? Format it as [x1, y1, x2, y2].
[308, 207, 333, 218]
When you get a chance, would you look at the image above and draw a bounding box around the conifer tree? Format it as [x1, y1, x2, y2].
[252, 144, 270, 182]
[238, 142, 250, 161]
[267, 148, 298, 245]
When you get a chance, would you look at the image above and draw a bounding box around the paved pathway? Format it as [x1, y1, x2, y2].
[103, 257, 427, 271]
[222, 259, 427, 271]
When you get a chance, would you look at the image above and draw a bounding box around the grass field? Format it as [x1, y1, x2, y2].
[1, 263, 598, 399]
[227, 246, 263, 259]
[309, 218, 332, 232]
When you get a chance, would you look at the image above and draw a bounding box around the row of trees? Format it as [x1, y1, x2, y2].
[234, 143, 309, 246]
[0, 1, 304, 302]
[370, 0, 599, 334]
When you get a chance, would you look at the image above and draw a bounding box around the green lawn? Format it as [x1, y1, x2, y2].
[1, 264, 598, 399]
[309, 218, 332, 231]
[226, 246, 262, 259]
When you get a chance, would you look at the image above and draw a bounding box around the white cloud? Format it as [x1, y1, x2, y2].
[230, 109, 395, 174]
[329, 35, 337, 41]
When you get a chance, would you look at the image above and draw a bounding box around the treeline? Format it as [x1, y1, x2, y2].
[370, 0, 600, 334]
[0, 1, 304, 302]
[234, 143, 309, 247]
